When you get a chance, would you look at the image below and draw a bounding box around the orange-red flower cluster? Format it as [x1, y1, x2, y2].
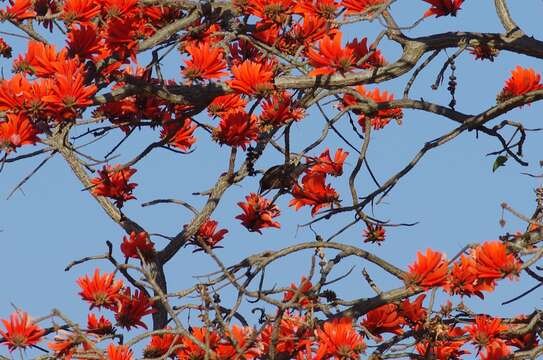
[0, 311, 45, 351]
[363, 224, 386, 244]
[362, 304, 403, 341]
[315, 318, 366, 360]
[108, 343, 134, 360]
[406, 241, 521, 296]
[289, 173, 339, 216]
[423, 0, 463, 17]
[259, 91, 305, 127]
[415, 327, 469, 359]
[474, 241, 521, 282]
[0, 113, 39, 153]
[191, 219, 229, 249]
[342, 85, 403, 130]
[228, 60, 275, 96]
[114, 288, 155, 330]
[161, 118, 197, 152]
[183, 42, 228, 81]
[470, 44, 499, 62]
[260, 314, 311, 356]
[405, 248, 449, 289]
[236, 193, 281, 233]
[466, 315, 510, 358]
[293, 0, 338, 20]
[288, 148, 346, 216]
[1, 0, 36, 22]
[341, 0, 386, 15]
[213, 110, 259, 149]
[307, 33, 385, 76]
[308, 148, 349, 177]
[208, 94, 247, 117]
[87, 313, 114, 336]
[283, 276, 315, 308]
[77, 268, 124, 310]
[121, 231, 156, 259]
[497, 66, 543, 102]
[91, 164, 137, 208]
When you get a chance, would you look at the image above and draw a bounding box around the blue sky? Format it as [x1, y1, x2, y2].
[1, 0, 543, 356]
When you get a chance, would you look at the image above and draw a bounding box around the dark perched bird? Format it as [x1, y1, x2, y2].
[258, 162, 308, 194]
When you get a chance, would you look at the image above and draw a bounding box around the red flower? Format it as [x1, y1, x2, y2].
[259, 91, 305, 127]
[24, 79, 55, 119]
[363, 224, 386, 244]
[497, 66, 543, 102]
[0, 311, 45, 351]
[161, 118, 197, 152]
[283, 276, 315, 307]
[100, 0, 138, 18]
[474, 241, 521, 281]
[260, 315, 310, 355]
[341, 0, 386, 15]
[90, 164, 137, 208]
[342, 85, 403, 130]
[1, 0, 36, 21]
[87, 313, 115, 336]
[423, 0, 463, 17]
[466, 315, 508, 350]
[62, 0, 100, 24]
[480, 341, 511, 360]
[192, 219, 229, 248]
[307, 33, 384, 77]
[105, 17, 138, 61]
[48, 331, 85, 359]
[177, 327, 220, 360]
[399, 294, 426, 330]
[293, 0, 338, 19]
[348, 37, 386, 69]
[470, 44, 499, 62]
[228, 60, 275, 96]
[289, 173, 339, 216]
[361, 304, 404, 340]
[18, 41, 67, 78]
[248, 0, 294, 24]
[67, 24, 103, 60]
[114, 288, 155, 330]
[307, 33, 355, 76]
[308, 148, 349, 177]
[0, 113, 39, 153]
[42, 61, 97, 121]
[121, 231, 156, 260]
[213, 109, 259, 149]
[415, 327, 468, 360]
[77, 269, 124, 310]
[444, 254, 493, 298]
[287, 15, 331, 49]
[182, 42, 228, 81]
[107, 343, 134, 360]
[0, 74, 29, 112]
[216, 325, 261, 360]
[208, 94, 247, 117]
[405, 248, 449, 289]
[315, 318, 365, 360]
[236, 193, 281, 233]
[143, 328, 179, 358]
